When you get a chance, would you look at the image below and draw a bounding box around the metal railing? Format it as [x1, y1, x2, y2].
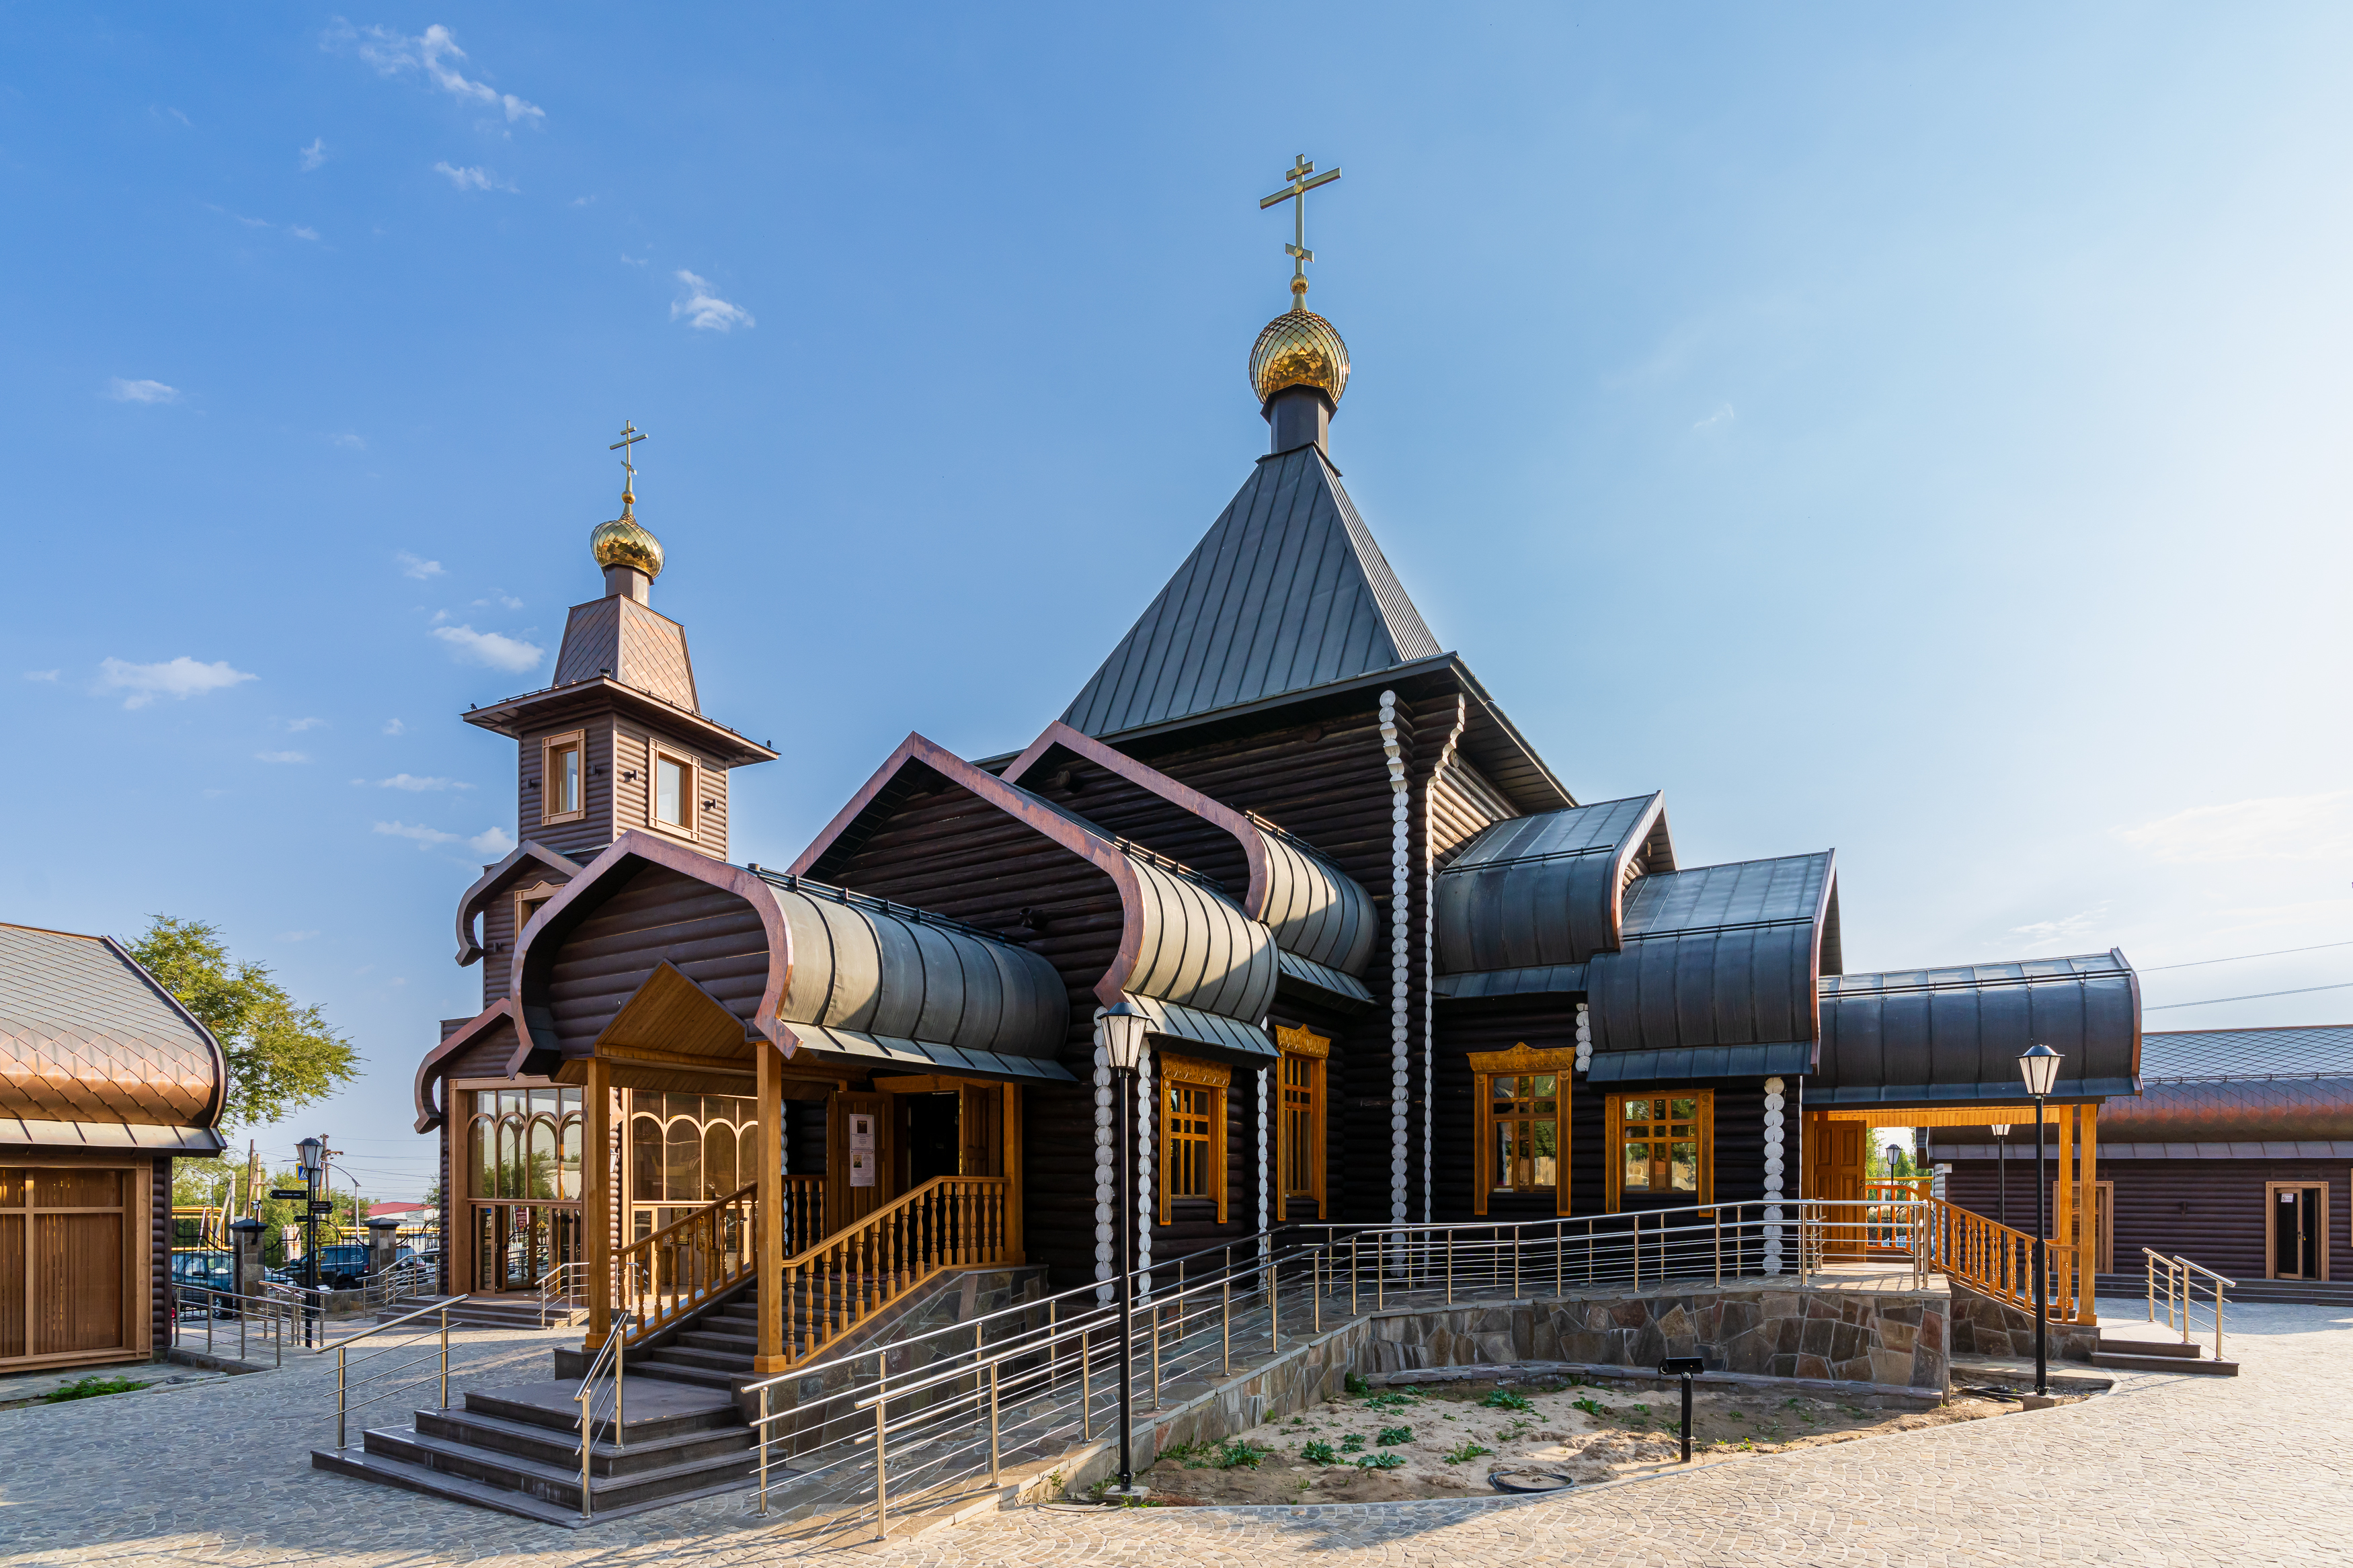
[538, 1260, 589, 1327]
[169, 1282, 297, 1367]
[324, 1294, 469, 1449]
[573, 1311, 633, 1522]
[733, 1196, 1913, 1541]
[2143, 1247, 2233, 1362]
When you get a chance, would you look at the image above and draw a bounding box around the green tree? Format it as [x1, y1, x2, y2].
[128, 916, 360, 1131]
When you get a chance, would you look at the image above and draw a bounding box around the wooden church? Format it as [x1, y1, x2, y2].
[411, 165, 2145, 1381]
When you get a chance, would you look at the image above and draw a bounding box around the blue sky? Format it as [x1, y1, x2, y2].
[8, 7, 2353, 1200]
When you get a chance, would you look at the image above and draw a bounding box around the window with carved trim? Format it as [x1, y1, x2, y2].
[1468, 1044, 1576, 1215]
[1157, 1054, 1229, 1223]
[1607, 1091, 1713, 1208]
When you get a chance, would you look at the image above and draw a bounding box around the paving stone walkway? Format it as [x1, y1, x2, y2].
[0, 1298, 2342, 1567]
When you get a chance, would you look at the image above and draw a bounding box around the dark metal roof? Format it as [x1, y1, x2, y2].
[1812, 951, 2140, 1105]
[1062, 446, 1441, 738]
[551, 595, 699, 712]
[1584, 852, 1838, 1072]
[751, 870, 1070, 1061]
[2094, 1073, 2353, 1142]
[2137, 1024, 2353, 1079]
[0, 921, 227, 1134]
[1435, 794, 1673, 974]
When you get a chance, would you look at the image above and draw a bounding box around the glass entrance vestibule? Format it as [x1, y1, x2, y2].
[465, 1086, 583, 1293]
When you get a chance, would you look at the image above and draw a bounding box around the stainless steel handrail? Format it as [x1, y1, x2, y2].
[573, 1311, 634, 1521]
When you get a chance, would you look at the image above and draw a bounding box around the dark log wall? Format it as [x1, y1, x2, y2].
[613, 720, 732, 861]
[1942, 1156, 2351, 1283]
[149, 1156, 170, 1358]
[477, 872, 573, 1010]
[1125, 702, 1421, 1227]
[542, 864, 770, 1053]
[1430, 1003, 1582, 1223]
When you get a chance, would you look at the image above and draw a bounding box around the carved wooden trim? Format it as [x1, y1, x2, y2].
[1466, 1042, 1579, 1074]
[1158, 1053, 1232, 1089]
[1274, 1022, 1330, 1060]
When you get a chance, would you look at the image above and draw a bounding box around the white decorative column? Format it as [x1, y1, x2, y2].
[1379, 690, 1409, 1239]
[1761, 1075, 1787, 1274]
[1573, 1003, 1591, 1074]
[1257, 1066, 1271, 1261]
[1092, 1041, 1115, 1302]
[1135, 1049, 1155, 1300]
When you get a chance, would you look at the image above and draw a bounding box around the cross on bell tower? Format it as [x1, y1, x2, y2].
[1260, 154, 1341, 313]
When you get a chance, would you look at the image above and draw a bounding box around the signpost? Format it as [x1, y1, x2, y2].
[1657, 1356, 1704, 1463]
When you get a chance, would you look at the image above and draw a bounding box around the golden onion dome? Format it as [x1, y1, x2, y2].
[1248, 307, 1351, 407]
[589, 493, 665, 579]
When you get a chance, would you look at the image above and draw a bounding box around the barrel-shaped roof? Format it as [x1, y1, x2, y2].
[1812, 951, 2140, 1105]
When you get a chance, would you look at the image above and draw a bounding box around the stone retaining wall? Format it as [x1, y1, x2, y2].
[1946, 1278, 2102, 1364]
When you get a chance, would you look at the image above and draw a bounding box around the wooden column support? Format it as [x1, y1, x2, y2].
[1002, 1083, 1024, 1266]
[755, 1040, 787, 1375]
[584, 1057, 612, 1348]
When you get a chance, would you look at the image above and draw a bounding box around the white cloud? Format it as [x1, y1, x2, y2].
[23, 669, 58, 682]
[378, 774, 472, 792]
[672, 270, 754, 332]
[2008, 908, 2104, 951]
[108, 378, 179, 404]
[396, 550, 444, 580]
[255, 750, 310, 764]
[330, 432, 366, 450]
[1694, 403, 1736, 433]
[471, 593, 524, 610]
[280, 930, 321, 942]
[433, 161, 516, 193]
[97, 656, 256, 709]
[619, 252, 647, 265]
[301, 138, 328, 172]
[374, 820, 457, 849]
[285, 716, 327, 732]
[430, 623, 544, 673]
[469, 827, 516, 857]
[382, 718, 406, 735]
[332, 22, 545, 124]
[2115, 792, 2353, 864]
[289, 225, 321, 242]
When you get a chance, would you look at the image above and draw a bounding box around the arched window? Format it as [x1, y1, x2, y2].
[703, 1121, 737, 1200]
[631, 1116, 662, 1203]
[527, 1116, 559, 1199]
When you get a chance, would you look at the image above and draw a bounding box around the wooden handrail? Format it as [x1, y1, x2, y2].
[616, 1182, 758, 1346]
[776, 1174, 1010, 1365]
[1917, 1195, 2091, 1324]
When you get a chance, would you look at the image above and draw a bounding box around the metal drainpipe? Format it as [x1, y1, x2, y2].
[1423, 697, 1464, 1225]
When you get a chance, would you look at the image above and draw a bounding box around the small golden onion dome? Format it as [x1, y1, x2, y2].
[1248, 308, 1351, 407]
[589, 493, 665, 579]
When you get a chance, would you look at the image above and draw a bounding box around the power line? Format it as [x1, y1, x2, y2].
[2141, 938, 2353, 972]
[2144, 981, 2353, 1012]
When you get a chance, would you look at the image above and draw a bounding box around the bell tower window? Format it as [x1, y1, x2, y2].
[540, 731, 587, 825]
[650, 745, 698, 836]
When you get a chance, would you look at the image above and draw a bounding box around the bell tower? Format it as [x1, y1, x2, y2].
[454, 424, 777, 1003]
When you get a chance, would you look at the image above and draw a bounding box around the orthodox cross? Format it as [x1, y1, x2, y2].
[608, 420, 646, 493]
[1259, 154, 1341, 308]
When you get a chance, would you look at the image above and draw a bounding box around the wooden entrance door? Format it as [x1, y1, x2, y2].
[2055, 1180, 2114, 1274]
[2267, 1183, 2328, 1280]
[1804, 1114, 1867, 1248]
[0, 1165, 138, 1370]
[830, 1094, 893, 1233]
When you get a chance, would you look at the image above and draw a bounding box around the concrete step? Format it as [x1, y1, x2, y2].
[2092, 1352, 2238, 1376]
[466, 1379, 744, 1444]
[311, 1435, 758, 1526]
[414, 1405, 756, 1477]
[678, 1327, 758, 1354]
[2096, 1337, 2202, 1358]
[645, 1343, 756, 1375]
[358, 1422, 756, 1513]
[627, 1359, 745, 1393]
[378, 1295, 577, 1330]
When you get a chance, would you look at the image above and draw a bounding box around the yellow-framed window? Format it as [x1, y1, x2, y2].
[1607, 1091, 1713, 1208]
[1467, 1044, 1575, 1216]
[1157, 1054, 1230, 1223]
[1273, 1023, 1328, 1218]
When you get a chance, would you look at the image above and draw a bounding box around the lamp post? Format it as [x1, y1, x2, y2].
[296, 1136, 325, 1348]
[2016, 1046, 2062, 1397]
[1094, 1001, 1150, 1498]
[1989, 1124, 2012, 1230]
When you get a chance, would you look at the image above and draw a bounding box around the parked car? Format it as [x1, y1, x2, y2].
[170, 1249, 235, 1299]
[303, 1241, 416, 1290]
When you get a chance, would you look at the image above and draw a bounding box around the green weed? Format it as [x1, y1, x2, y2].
[1340, 1434, 1365, 1452]
[1375, 1425, 1413, 1447]
[1479, 1389, 1532, 1412]
[1442, 1441, 1492, 1464]
[1354, 1452, 1406, 1470]
[1301, 1440, 1337, 1465]
[40, 1376, 149, 1403]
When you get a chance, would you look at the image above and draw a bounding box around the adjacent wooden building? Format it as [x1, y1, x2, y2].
[0, 921, 227, 1371]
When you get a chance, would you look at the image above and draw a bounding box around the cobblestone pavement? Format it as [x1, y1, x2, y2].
[0, 1299, 2344, 1567]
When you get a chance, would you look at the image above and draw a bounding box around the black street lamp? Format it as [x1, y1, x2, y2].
[296, 1135, 325, 1348]
[1989, 1124, 2012, 1230]
[1095, 1001, 1150, 1499]
[2016, 1045, 2063, 1397]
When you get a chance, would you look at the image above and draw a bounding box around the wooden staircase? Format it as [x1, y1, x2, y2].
[1913, 1194, 2093, 1325]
